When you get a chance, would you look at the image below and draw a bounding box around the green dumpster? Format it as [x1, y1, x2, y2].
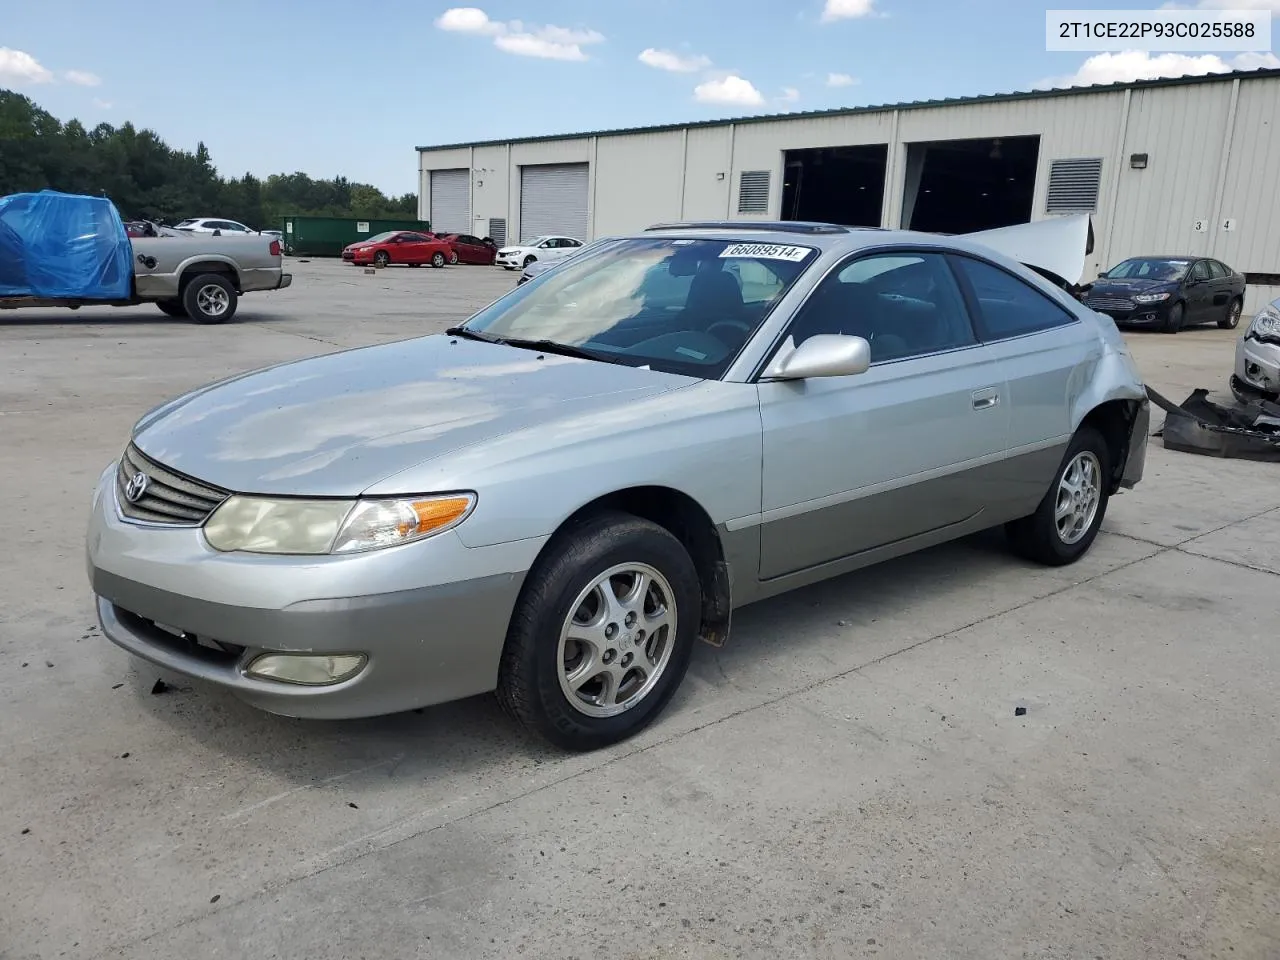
[281, 216, 433, 257]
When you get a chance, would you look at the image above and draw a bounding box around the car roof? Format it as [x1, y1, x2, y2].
[638, 220, 1020, 257]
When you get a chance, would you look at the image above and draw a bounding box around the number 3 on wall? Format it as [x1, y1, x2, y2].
[1193, 219, 1207, 233]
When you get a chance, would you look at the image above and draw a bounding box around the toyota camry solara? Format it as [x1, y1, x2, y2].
[87, 221, 1150, 750]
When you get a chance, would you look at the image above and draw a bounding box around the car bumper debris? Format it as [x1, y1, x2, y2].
[1147, 386, 1280, 462]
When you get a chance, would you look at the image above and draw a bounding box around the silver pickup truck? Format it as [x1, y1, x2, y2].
[0, 228, 292, 324]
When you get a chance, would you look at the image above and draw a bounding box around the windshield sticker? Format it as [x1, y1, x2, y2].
[719, 242, 811, 262]
[675, 346, 708, 360]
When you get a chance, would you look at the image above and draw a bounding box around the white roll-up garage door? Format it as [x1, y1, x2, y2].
[519, 163, 589, 242]
[429, 169, 470, 233]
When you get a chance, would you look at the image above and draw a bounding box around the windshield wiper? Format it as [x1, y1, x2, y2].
[492, 337, 622, 364]
[444, 325, 500, 343]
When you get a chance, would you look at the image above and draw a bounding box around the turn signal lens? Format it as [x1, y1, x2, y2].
[330, 494, 476, 554]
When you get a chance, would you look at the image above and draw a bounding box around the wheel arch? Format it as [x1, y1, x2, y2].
[1077, 397, 1144, 494]
[179, 259, 241, 293]
[524, 485, 732, 648]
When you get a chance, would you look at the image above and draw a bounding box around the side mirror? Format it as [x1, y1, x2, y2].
[212, 229, 222, 236]
[762, 334, 871, 381]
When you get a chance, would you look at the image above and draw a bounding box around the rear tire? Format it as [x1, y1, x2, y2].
[1006, 426, 1111, 567]
[156, 299, 187, 318]
[181, 274, 237, 324]
[1218, 297, 1242, 330]
[496, 511, 700, 751]
[431, 251, 446, 268]
[1163, 301, 1184, 334]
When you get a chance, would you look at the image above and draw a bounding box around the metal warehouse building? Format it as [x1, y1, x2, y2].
[418, 68, 1280, 310]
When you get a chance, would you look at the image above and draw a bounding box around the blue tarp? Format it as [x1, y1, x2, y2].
[0, 190, 133, 300]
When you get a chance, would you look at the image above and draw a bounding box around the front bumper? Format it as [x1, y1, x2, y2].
[1091, 303, 1173, 327]
[86, 466, 539, 719]
[495, 254, 523, 270]
[1234, 335, 1280, 398]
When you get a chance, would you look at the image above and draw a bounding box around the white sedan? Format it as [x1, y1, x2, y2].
[495, 235, 584, 270]
[173, 218, 259, 236]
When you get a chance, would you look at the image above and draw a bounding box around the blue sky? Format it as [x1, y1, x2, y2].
[2, 0, 1277, 195]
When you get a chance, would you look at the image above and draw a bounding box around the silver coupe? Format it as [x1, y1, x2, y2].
[86, 220, 1150, 750]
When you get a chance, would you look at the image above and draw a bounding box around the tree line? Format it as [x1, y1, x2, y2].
[0, 89, 416, 229]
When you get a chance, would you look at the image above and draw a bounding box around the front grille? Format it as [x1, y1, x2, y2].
[1085, 295, 1135, 311]
[116, 443, 229, 526]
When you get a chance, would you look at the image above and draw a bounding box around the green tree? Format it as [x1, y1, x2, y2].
[0, 88, 417, 229]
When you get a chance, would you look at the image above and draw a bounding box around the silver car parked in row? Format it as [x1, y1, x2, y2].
[87, 221, 1150, 750]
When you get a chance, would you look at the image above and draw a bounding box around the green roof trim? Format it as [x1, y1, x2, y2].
[416, 67, 1280, 153]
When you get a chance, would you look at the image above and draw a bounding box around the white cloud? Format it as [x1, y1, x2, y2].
[435, 7, 503, 34]
[638, 48, 712, 73]
[65, 69, 101, 87]
[694, 75, 765, 106]
[821, 0, 878, 21]
[92, 98, 112, 109]
[778, 87, 801, 103]
[0, 47, 53, 85]
[435, 7, 604, 60]
[1039, 49, 1280, 88]
[826, 72, 858, 87]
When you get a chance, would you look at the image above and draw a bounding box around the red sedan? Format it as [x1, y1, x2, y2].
[437, 233, 499, 265]
[342, 231, 453, 267]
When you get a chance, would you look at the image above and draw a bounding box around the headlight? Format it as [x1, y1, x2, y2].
[1248, 305, 1280, 340]
[1133, 292, 1171, 303]
[203, 493, 475, 555]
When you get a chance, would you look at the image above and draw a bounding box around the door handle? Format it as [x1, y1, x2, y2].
[972, 387, 999, 410]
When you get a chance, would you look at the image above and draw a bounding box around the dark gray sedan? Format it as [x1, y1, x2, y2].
[1082, 255, 1246, 333]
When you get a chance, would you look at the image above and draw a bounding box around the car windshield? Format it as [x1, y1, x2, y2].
[1104, 258, 1190, 281]
[518, 236, 550, 247]
[363, 232, 398, 244]
[458, 237, 817, 378]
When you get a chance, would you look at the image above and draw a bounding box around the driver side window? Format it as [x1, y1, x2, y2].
[785, 251, 976, 363]
[1190, 260, 1211, 281]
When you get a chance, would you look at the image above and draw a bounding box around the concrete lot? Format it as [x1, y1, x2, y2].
[2, 258, 1278, 960]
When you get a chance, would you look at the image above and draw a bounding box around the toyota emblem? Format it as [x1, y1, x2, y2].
[124, 472, 150, 504]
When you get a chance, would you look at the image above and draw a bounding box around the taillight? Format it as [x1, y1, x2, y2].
[269, 239, 281, 256]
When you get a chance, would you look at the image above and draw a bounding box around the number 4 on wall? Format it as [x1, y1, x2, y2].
[1222, 218, 1237, 232]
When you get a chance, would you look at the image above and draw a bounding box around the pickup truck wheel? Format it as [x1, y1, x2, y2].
[431, 251, 446, 268]
[156, 299, 187, 318]
[182, 274, 237, 324]
[496, 510, 699, 751]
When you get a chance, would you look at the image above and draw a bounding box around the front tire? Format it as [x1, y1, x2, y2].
[431, 251, 446, 268]
[523, 255, 536, 268]
[181, 274, 237, 324]
[1163, 301, 1184, 334]
[1219, 297, 1243, 330]
[448, 250, 459, 265]
[496, 511, 700, 751]
[156, 299, 187, 318]
[1006, 426, 1111, 566]
[373, 250, 390, 268]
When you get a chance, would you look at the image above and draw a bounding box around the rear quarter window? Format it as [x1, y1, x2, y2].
[951, 256, 1078, 341]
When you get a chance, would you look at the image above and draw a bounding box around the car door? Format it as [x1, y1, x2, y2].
[756, 249, 1010, 580]
[1205, 260, 1233, 318]
[947, 253, 1098, 519]
[400, 233, 430, 264]
[457, 235, 480, 263]
[1185, 260, 1214, 324]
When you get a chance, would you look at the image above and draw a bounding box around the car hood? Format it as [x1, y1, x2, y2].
[1086, 277, 1178, 296]
[962, 213, 1093, 286]
[130, 336, 695, 496]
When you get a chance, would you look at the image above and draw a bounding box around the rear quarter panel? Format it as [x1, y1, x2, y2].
[131, 235, 282, 297]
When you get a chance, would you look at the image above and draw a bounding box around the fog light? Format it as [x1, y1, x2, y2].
[245, 653, 367, 686]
